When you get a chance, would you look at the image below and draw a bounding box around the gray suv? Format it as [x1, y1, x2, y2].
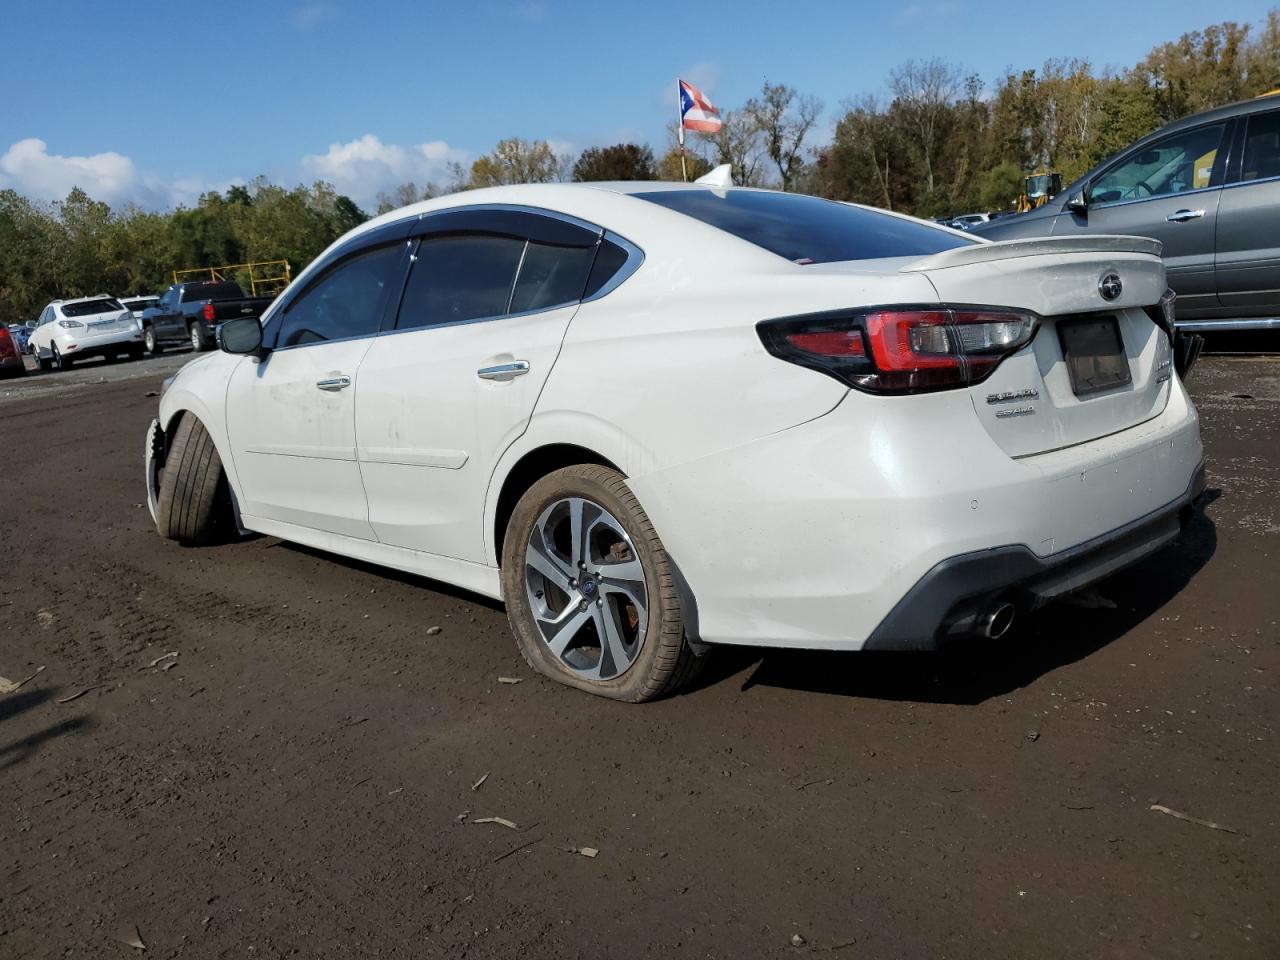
[976, 94, 1280, 333]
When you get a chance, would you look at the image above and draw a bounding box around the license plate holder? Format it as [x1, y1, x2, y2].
[1058, 316, 1131, 397]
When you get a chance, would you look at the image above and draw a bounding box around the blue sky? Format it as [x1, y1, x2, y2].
[1, 0, 1275, 211]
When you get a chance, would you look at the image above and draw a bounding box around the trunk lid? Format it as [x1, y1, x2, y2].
[84, 309, 139, 336]
[901, 236, 1174, 458]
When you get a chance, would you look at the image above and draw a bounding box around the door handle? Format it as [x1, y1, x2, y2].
[316, 375, 352, 391]
[1166, 208, 1205, 222]
[477, 360, 530, 382]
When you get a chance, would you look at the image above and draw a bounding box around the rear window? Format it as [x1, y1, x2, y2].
[121, 297, 158, 310]
[61, 298, 124, 317]
[182, 281, 244, 302]
[633, 189, 974, 264]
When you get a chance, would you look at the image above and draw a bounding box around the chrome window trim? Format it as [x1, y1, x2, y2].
[1086, 183, 1222, 212]
[1222, 173, 1280, 190]
[583, 231, 644, 303]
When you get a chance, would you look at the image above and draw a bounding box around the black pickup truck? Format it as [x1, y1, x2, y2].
[140, 280, 275, 354]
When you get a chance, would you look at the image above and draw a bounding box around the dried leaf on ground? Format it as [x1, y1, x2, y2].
[471, 772, 489, 791]
[0, 665, 45, 693]
[497, 676, 522, 685]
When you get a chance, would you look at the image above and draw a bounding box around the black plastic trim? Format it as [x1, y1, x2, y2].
[863, 460, 1207, 651]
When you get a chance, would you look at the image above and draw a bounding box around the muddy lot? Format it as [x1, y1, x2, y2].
[1, 352, 1277, 959]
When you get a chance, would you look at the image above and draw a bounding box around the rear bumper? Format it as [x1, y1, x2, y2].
[632, 376, 1204, 651]
[59, 329, 143, 358]
[864, 460, 1206, 650]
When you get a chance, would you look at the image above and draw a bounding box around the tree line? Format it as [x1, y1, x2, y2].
[2, 10, 1277, 322]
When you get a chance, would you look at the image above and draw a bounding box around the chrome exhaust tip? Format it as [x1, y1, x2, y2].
[978, 602, 1016, 640]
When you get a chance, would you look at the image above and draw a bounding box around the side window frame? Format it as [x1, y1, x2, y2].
[271, 240, 411, 351]
[1225, 109, 1280, 186]
[262, 219, 415, 350]
[1087, 120, 1231, 209]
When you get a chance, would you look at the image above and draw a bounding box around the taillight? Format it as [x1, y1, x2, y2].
[0, 329, 15, 359]
[57, 319, 85, 329]
[759, 306, 1038, 395]
[202, 303, 216, 321]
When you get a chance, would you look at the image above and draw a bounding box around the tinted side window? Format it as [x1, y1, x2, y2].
[1238, 111, 1280, 182]
[510, 241, 596, 313]
[396, 235, 525, 330]
[583, 240, 629, 299]
[278, 243, 404, 348]
[1088, 123, 1226, 203]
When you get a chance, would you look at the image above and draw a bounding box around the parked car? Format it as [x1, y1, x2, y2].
[30, 296, 144, 370]
[7, 322, 32, 355]
[0, 325, 25, 378]
[145, 183, 1205, 702]
[140, 281, 275, 354]
[120, 295, 159, 324]
[976, 92, 1280, 333]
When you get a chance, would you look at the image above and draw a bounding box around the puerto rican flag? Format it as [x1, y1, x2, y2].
[679, 79, 722, 133]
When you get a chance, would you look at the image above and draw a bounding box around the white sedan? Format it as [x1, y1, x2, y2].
[144, 182, 1205, 701]
[31, 296, 143, 369]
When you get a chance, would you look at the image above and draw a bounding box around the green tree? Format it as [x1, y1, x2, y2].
[571, 143, 656, 181]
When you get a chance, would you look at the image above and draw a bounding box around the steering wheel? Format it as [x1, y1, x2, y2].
[1131, 180, 1154, 199]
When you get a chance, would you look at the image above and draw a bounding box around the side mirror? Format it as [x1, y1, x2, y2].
[1066, 192, 1089, 215]
[217, 317, 264, 356]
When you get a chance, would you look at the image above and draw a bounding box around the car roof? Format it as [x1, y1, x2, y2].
[1149, 90, 1280, 136]
[53, 294, 117, 306]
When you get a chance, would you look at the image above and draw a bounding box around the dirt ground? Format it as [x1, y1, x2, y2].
[1, 350, 1277, 959]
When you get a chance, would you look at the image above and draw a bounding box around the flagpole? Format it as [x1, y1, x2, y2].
[677, 79, 688, 182]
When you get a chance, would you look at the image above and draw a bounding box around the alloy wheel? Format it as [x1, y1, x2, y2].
[145, 328, 156, 353]
[523, 496, 648, 681]
[190, 325, 202, 351]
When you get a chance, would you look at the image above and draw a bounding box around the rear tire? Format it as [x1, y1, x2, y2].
[155, 414, 233, 546]
[52, 344, 72, 370]
[501, 465, 705, 702]
[189, 323, 209, 352]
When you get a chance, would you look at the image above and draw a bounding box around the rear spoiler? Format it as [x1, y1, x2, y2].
[902, 235, 1163, 272]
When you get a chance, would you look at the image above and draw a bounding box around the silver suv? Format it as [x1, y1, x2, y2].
[976, 93, 1280, 333]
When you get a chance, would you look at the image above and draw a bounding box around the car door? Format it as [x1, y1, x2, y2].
[1215, 108, 1280, 312]
[355, 208, 602, 562]
[150, 287, 179, 340]
[225, 237, 410, 540]
[1053, 120, 1230, 315]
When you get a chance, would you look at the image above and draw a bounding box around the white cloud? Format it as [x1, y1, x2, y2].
[0, 138, 210, 209]
[300, 134, 470, 210]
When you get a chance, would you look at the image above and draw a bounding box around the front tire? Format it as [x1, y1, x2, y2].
[143, 326, 162, 355]
[501, 465, 704, 702]
[155, 414, 233, 546]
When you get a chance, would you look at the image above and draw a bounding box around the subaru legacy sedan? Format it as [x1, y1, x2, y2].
[144, 183, 1205, 701]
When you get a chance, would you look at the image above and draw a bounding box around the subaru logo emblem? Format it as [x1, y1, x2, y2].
[1098, 272, 1122, 301]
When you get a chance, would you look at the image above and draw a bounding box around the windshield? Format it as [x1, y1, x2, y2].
[182, 281, 245, 302]
[633, 189, 974, 264]
[61, 298, 124, 317]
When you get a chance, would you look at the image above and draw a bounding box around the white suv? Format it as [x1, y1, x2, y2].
[30, 296, 144, 370]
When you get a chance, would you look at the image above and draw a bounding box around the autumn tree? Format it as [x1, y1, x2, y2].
[889, 58, 962, 194]
[744, 82, 823, 191]
[469, 138, 567, 187]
